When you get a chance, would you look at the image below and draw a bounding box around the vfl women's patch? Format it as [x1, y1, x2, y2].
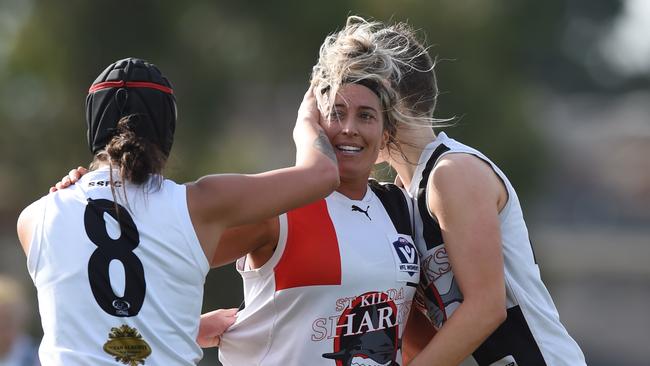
[390, 235, 420, 279]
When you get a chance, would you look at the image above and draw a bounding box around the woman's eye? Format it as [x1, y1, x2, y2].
[359, 112, 376, 121]
[329, 110, 344, 121]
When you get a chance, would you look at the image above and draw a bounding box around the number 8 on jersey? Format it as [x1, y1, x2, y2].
[84, 198, 146, 317]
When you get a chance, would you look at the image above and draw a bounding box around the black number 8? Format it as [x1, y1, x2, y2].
[84, 198, 145, 317]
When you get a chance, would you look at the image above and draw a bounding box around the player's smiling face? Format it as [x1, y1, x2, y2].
[323, 83, 388, 184]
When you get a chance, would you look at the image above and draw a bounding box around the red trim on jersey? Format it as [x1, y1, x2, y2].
[88, 81, 173, 94]
[274, 199, 341, 291]
[426, 282, 448, 323]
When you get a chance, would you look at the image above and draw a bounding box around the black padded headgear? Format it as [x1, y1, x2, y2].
[85, 57, 177, 156]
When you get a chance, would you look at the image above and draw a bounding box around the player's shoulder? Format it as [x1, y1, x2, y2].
[368, 178, 401, 192]
[433, 153, 494, 181]
[428, 153, 499, 199]
[17, 195, 48, 251]
[368, 179, 410, 202]
[19, 195, 48, 221]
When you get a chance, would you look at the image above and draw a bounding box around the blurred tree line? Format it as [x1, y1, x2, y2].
[0, 0, 629, 225]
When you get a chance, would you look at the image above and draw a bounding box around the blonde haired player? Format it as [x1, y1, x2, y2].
[201, 17, 423, 366]
[368, 17, 587, 366]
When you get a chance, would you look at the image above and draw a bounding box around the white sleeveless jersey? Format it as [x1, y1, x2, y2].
[219, 182, 419, 366]
[410, 133, 586, 366]
[26, 168, 209, 366]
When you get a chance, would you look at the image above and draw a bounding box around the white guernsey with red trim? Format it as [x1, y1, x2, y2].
[219, 182, 419, 366]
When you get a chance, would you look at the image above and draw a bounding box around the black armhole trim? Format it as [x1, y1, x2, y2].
[473, 305, 547, 365]
[417, 144, 450, 250]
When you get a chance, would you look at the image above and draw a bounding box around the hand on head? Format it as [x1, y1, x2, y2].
[293, 84, 324, 143]
[293, 84, 337, 166]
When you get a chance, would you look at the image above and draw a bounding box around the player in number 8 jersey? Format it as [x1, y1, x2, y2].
[16, 57, 340, 365]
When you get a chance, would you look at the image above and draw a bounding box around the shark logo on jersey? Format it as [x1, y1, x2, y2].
[322, 292, 401, 366]
[391, 237, 419, 277]
[419, 244, 463, 327]
[420, 276, 463, 328]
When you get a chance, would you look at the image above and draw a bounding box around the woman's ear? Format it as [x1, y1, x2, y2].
[381, 130, 390, 150]
[375, 131, 390, 164]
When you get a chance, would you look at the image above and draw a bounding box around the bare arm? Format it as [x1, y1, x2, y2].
[200, 211, 281, 348]
[208, 216, 279, 268]
[20, 166, 88, 255]
[16, 201, 41, 255]
[187, 86, 338, 258]
[408, 154, 507, 366]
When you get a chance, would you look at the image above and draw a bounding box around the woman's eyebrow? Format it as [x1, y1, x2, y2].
[358, 105, 379, 113]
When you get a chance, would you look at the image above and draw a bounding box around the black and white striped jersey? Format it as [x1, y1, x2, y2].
[409, 132, 586, 366]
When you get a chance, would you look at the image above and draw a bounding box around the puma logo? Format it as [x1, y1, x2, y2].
[351, 205, 371, 220]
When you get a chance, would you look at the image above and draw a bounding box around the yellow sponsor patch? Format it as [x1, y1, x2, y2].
[103, 324, 152, 365]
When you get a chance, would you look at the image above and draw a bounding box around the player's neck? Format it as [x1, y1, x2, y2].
[388, 125, 435, 190]
[336, 177, 369, 201]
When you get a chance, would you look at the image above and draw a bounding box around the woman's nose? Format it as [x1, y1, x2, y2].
[340, 118, 359, 136]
